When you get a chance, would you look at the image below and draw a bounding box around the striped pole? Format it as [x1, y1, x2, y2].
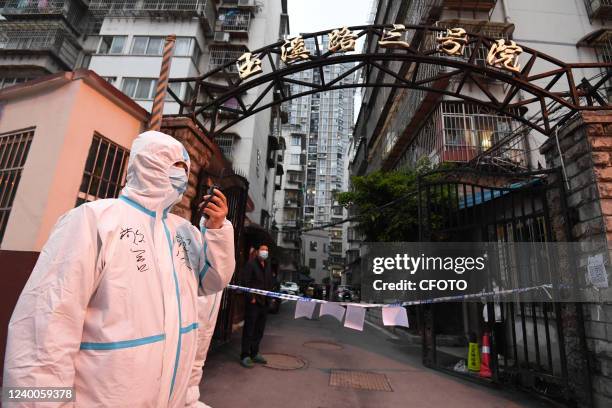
[148, 34, 176, 131]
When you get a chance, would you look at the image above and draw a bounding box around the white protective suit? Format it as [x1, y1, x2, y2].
[3, 131, 235, 407]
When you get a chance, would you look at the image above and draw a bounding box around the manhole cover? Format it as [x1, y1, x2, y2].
[263, 353, 306, 370]
[329, 370, 393, 392]
[303, 340, 344, 351]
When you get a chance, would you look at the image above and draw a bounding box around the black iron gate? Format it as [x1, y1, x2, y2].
[416, 168, 589, 405]
[193, 168, 249, 343]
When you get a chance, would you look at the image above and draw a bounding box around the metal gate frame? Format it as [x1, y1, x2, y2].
[416, 167, 591, 405]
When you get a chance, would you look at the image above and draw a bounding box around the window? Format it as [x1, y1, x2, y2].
[216, 134, 234, 158]
[166, 82, 182, 101]
[310, 241, 317, 251]
[97, 36, 126, 54]
[291, 135, 301, 146]
[174, 38, 191, 56]
[130, 36, 163, 55]
[146, 37, 163, 55]
[309, 258, 316, 269]
[131, 36, 148, 54]
[121, 78, 156, 100]
[76, 134, 129, 206]
[0, 77, 31, 89]
[0, 128, 35, 244]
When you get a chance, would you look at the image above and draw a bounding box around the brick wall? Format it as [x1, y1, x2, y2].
[541, 111, 612, 408]
[161, 117, 229, 221]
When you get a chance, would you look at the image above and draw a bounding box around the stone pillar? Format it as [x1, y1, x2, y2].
[541, 111, 612, 408]
[161, 117, 228, 221]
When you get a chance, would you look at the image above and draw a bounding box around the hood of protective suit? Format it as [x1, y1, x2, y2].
[121, 130, 191, 212]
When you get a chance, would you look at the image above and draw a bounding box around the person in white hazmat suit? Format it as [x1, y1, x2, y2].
[3, 130, 235, 407]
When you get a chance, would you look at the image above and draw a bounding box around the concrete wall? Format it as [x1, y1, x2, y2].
[89, 17, 205, 115]
[0, 78, 145, 251]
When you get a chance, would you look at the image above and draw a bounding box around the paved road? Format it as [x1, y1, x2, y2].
[198, 303, 556, 408]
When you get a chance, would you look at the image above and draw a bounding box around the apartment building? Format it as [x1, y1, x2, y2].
[273, 36, 356, 284]
[0, 0, 290, 228]
[353, 0, 610, 176]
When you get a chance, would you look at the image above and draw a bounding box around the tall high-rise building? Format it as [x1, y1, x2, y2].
[0, 0, 290, 228]
[274, 37, 356, 284]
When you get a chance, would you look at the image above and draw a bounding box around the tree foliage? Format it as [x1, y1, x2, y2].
[338, 159, 450, 242]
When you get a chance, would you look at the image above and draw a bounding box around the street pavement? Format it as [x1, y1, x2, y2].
[198, 302, 557, 408]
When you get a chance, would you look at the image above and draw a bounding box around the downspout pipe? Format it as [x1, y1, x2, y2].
[500, 0, 511, 23]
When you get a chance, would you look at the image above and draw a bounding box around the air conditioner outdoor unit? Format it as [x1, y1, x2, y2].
[213, 32, 230, 42]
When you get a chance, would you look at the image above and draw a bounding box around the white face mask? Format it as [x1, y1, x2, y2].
[168, 166, 188, 194]
[259, 250, 269, 260]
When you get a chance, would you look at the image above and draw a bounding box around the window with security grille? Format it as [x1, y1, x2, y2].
[0, 128, 35, 244]
[216, 134, 234, 158]
[76, 134, 129, 206]
[0, 77, 32, 89]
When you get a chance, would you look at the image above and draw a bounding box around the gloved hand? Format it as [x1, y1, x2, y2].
[201, 188, 228, 229]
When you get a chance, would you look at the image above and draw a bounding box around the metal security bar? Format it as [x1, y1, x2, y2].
[584, 0, 612, 20]
[1, 0, 87, 32]
[416, 168, 587, 405]
[218, 8, 251, 32]
[76, 134, 129, 206]
[208, 46, 243, 73]
[86, 0, 215, 34]
[398, 102, 525, 167]
[215, 133, 234, 157]
[0, 128, 35, 245]
[0, 22, 81, 69]
[88, 0, 212, 14]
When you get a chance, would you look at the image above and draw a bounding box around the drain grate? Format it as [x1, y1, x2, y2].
[303, 340, 344, 351]
[329, 370, 393, 392]
[263, 353, 306, 370]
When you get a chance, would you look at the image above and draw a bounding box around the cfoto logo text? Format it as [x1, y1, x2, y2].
[372, 279, 468, 291]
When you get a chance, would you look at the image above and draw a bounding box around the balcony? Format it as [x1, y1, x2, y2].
[207, 45, 243, 75]
[284, 199, 301, 208]
[398, 101, 527, 168]
[1, 0, 87, 33]
[443, 0, 497, 12]
[216, 8, 251, 37]
[585, 0, 612, 20]
[0, 21, 81, 70]
[283, 219, 298, 228]
[87, 0, 216, 34]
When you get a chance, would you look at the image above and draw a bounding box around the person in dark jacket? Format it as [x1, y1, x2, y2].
[240, 243, 274, 368]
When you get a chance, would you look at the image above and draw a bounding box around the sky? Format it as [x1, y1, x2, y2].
[287, 0, 373, 37]
[286, 0, 373, 122]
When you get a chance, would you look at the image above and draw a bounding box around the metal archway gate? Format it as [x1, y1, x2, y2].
[160, 23, 612, 401]
[167, 23, 612, 150]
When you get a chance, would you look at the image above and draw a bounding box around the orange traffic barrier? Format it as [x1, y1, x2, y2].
[479, 332, 492, 378]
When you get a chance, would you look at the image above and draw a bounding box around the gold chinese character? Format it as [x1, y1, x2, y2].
[237, 52, 262, 80]
[378, 24, 410, 49]
[328, 27, 358, 53]
[486, 39, 523, 73]
[437, 28, 467, 56]
[281, 36, 310, 63]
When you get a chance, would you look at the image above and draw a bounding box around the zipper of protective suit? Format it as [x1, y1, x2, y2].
[160, 208, 183, 400]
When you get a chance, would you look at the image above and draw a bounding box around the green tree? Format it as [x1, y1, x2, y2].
[338, 158, 451, 242]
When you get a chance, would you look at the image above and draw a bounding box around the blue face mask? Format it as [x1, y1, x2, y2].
[168, 166, 188, 194]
